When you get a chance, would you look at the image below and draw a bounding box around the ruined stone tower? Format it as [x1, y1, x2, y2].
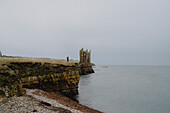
[79, 48, 91, 64]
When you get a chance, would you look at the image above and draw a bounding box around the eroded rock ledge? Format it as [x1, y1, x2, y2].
[79, 63, 95, 75]
[0, 61, 94, 97]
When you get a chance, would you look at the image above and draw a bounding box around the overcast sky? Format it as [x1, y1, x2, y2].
[0, 0, 170, 65]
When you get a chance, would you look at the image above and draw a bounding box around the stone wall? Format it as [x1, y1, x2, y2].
[0, 62, 80, 97]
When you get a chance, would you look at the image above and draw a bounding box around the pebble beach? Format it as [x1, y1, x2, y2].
[0, 89, 102, 113]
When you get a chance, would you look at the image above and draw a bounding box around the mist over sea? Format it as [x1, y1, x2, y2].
[75, 65, 170, 113]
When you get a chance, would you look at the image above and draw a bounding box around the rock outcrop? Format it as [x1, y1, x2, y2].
[0, 62, 80, 97]
[0, 48, 95, 98]
[79, 63, 94, 75]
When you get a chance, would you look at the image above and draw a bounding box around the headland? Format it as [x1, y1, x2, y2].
[0, 49, 101, 113]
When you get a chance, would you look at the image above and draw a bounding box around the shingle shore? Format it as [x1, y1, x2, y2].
[0, 89, 102, 113]
[0, 96, 71, 113]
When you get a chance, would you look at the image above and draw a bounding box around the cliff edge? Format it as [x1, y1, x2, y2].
[0, 57, 94, 98]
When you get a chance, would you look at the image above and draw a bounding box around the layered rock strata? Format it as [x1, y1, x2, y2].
[0, 62, 80, 97]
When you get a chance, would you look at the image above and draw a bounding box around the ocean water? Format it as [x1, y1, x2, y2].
[75, 65, 170, 113]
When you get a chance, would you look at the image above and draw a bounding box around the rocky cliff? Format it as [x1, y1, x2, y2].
[0, 62, 81, 97]
[79, 63, 95, 75]
[0, 60, 94, 98]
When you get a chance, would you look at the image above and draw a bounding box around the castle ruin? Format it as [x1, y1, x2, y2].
[79, 48, 91, 64]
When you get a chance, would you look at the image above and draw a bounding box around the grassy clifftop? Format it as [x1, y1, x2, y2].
[0, 57, 78, 67]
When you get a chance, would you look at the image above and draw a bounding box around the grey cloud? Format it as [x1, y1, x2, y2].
[0, 0, 170, 65]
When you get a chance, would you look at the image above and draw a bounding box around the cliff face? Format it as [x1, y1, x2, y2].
[0, 62, 80, 97]
[79, 63, 95, 75]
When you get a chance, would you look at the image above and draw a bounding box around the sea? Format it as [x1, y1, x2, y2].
[75, 65, 170, 113]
